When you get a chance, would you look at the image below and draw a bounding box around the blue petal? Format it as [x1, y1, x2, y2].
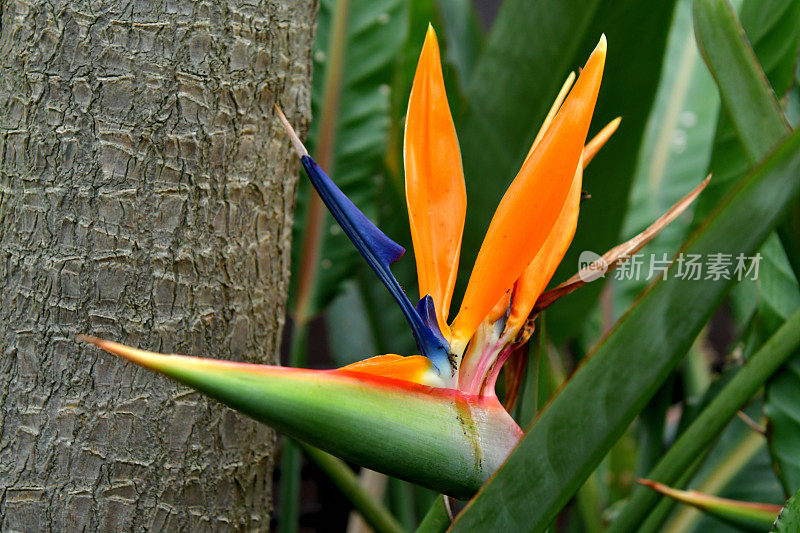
[415, 295, 448, 349]
[301, 156, 450, 374]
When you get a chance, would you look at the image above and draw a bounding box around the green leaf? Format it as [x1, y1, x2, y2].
[615, 0, 720, 315]
[291, 0, 408, 315]
[690, 0, 800, 329]
[681, 426, 781, 533]
[415, 496, 449, 533]
[607, 307, 800, 532]
[634, 400, 780, 531]
[693, 0, 790, 163]
[773, 489, 800, 532]
[433, 0, 484, 97]
[602, 1, 800, 528]
[691, 0, 800, 292]
[453, 0, 677, 343]
[763, 242, 800, 492]
[450, 120, 800, 532]
[691, 0, 800, 496]
[768, 355, 800, 495]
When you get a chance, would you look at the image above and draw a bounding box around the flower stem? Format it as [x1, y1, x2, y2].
[299, 443, 406, 533]
[277, 323, 309, 533]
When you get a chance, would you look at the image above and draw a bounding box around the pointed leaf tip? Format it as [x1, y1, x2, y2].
[639, 479, 781, 530]
[79, 334, 161, 367]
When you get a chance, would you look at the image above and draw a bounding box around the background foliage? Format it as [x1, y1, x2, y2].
[277, 0, 800, 531]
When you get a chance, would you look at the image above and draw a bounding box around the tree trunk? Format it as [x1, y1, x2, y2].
[0, 0, 314, 530]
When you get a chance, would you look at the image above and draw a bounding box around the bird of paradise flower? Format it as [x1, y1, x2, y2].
[81, 27, 707, 498]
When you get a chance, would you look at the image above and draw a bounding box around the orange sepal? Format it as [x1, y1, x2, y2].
[450, 36, 606, 347]
[583, 116, 621, 166]
[487, 290, 512, 325]
[504, 162, 582, 336]
[404, 25, 467, 338]
[337, 354, 442, 386]
[503, 117, 619, 337]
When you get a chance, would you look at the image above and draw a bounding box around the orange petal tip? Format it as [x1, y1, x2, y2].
[597, 34, 607, 54]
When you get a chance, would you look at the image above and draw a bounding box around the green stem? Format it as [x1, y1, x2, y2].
[608, 307, 800, 532]
[278, 444, 303, 533]
[389, 478, 417, 531]
[577, 472, 604, 533]
[415, 496, 450, 533]
[299, 443, 406, 533]
[278, 324, 309, 533]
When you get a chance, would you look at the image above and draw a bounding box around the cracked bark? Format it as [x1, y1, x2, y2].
[0, 0, 314, 530]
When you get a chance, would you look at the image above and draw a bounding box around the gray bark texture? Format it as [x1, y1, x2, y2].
[0, 0, 315, 530]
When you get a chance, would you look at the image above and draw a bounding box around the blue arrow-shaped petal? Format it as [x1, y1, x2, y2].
[300, 156, 450, 374]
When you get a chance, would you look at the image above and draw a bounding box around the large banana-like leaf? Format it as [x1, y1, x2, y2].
[773, 488, 800, 532]
[609, 307, 800, 532]
[692, 0, 800, 496]
[615, 0, 720, 315]
[450, 114, 800, 532]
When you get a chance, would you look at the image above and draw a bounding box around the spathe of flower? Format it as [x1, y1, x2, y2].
[77, 335, 520, 498]
[80, 27, 706, 496]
